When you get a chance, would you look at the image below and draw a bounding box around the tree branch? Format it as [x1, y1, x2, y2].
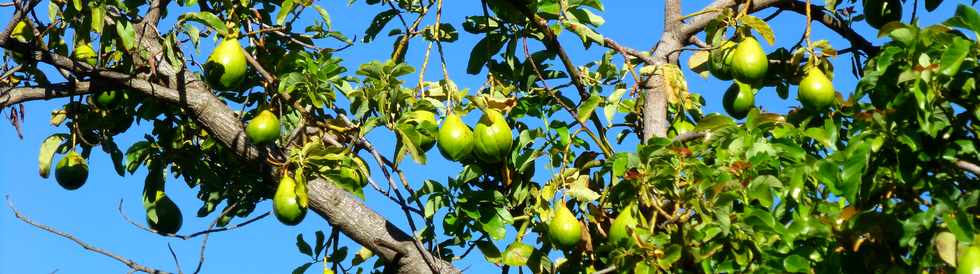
[955, 160, 980, 175]
[773, 0, 878, 55]
[0, 81, 92, 109]
[7, 196, 173, 274]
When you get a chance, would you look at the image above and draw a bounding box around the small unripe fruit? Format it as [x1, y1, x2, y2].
[273, 175, 308, 226]
[472, 109, 513, 163]
[548, 202, 582, 249]
[731, 37, 769, 83]
[798, 68, 835, 110]
[437, 112, 474, 161]
[55, 151, 88, 190]
[246, 110, 281, 145]
[205, 39, 248, 90]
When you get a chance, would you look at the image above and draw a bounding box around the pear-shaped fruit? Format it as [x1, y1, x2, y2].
[407, 110, 438, 152]
[723, 80, 756, 119]
[73, 43, 97, 66]
[709, 40, 736, 81]
[204, 39, 248, 90]
[608, 205, 639, 247]
[273, 175, 308, 226]
[548, 202, 582, 249]
[438, 112, 474, 161]
[93, 90, 121, 108]
[55, 150, 88, 190]
[146, 194, 183, 234]
[959, 245, 980, 274]
[863, 0, 902, 29]
[731, 37, 769, 83]
[473, 109, 513, 163]
[246, 110, 281, 145]
[798, 68, 835, 110]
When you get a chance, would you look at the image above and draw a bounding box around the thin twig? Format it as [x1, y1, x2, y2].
[117, 199, 270, 240]
[7, 196, 172, 274]
[167, 243, 184, 274]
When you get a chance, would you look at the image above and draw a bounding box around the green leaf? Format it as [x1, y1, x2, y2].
[364, 9, 399, 43]
[945, 5, 980, 35]
[72, 0, 82, 11]
[314, 230, 326, 258]
[479, 210, 507, 240]
[939, 36, 970, 76]
[577, 91, 602, 123]
[467, 34, 506, 74]
[296, 234, 313, 257]
[182, 12, 227, 36]
[38, 134, 67, 178]
[604, 88, 626, 123]
[563, 21, 604, 46]
[291, 262, 313, 274]
[782, 254, 809, 272]
[276, 0, 295, 25]
[568, 8, 605, 27]
[126, 141, 153, 174]
[100, 139, 126, 177]
[115, 20, 136, 51]
[91, 4, 105, 34]
[476, 240, 502, 263]
[351, 247, 373, 265]
[313, 5, 332, 29]
[659, 244, 683, 267]
[502, 242, 534, 266]
[567, 175, 600, 202]
[739, 15, 775, 45]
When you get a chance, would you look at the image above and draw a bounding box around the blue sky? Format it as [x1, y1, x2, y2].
[0, 1, 964, 273]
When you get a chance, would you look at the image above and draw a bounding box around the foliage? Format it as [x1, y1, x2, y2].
[2, 0, 979, 273]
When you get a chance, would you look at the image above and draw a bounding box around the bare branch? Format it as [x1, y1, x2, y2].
[956, 160, 980, 175]
[7, 196, 173, 274]
[117, 199, 270, 240]
[0, 81, 93, 108]
[774, 0, 878, 55]
[166, 243, 184, 274]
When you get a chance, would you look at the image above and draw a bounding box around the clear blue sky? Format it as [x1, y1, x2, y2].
[0, 1, 962, 273]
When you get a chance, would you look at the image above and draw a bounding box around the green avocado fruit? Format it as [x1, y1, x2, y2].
[958, 245, 980, 274]
[723, 80, 756, 119]
[93, 90, 121, 108]
[548, 202, 582, 249]
[731, 36, 769, 83]
[437, 112, 474, 162]
[204, 39, 248, 91]
[273, 175, 308, 226]
[246, 110, 281, 145]
[472, 109, 513, 164]
[55, 150, 88, 190]
[798, 68, 835, 110]
[146, 193, 183, 234]
[709, 40, 736, 81]
[608, 205, 639, 247]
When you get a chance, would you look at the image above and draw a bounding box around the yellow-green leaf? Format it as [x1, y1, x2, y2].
[739, 15, 775, 45]
[38, 134, 67, 178]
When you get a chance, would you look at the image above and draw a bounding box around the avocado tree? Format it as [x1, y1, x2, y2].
[2, 0, 980, 273]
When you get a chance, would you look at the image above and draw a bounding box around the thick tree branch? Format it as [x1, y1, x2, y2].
[955, 160, 980, 175]
[0, 81, 92, 109]
[7, 196, 173, 274]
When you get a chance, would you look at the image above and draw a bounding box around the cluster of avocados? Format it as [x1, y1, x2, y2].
[417, 108, 515, 164]
[709, 33, 835, 119]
